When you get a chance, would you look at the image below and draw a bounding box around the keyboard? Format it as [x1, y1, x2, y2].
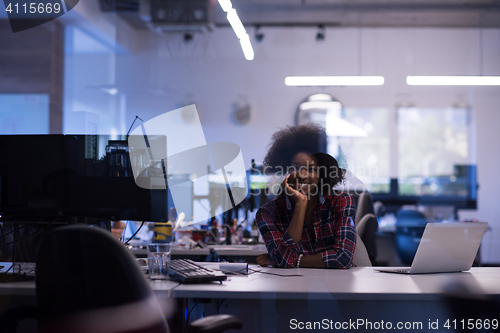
[168, 259, 227, 284]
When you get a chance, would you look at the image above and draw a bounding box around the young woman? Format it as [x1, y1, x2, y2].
[256, 124, 356, 268]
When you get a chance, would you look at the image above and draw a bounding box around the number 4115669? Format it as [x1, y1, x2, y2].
[444, 319, 498, 330]
[5, 2, 61, 14]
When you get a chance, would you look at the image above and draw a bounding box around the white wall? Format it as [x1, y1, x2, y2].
[64, 26, 500, 263]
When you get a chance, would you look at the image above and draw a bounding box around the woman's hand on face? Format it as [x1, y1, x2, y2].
[282, 173, 308, 205]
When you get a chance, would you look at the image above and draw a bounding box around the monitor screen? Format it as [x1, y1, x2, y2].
[0, 135, 169, 222]
[0, 135, 66, 221]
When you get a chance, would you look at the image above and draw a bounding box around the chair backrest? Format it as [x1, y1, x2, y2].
[36, 225, 168, 333]
[356, 213, 378, 264]
[352, 234, 372, 267]
[354, 192, 375, 226]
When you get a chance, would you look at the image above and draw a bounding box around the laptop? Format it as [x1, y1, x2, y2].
[376, 222, 488, 274]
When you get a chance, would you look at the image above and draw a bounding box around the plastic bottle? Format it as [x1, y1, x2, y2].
[231, 219, 240, 245]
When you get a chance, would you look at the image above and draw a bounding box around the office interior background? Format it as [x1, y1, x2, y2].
[1, 0, 500, 265]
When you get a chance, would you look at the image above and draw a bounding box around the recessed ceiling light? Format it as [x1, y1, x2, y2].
[407, 76, 500, 86]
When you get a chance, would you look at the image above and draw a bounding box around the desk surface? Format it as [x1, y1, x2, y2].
[171, 267, 500, 301]
[2, 266, 499, 302]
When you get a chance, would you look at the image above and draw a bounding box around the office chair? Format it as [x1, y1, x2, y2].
[354, 192, 375, 225]
[352, 234, 372, 267]
[33, 225, 241, 333]
[356, 213, 378, 265]
[352, 192, 378, 265]
[395, 210, 427, 266]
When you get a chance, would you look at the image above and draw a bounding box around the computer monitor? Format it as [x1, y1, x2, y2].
[0, 134, 169, 223]
[0, 135, 66, 221]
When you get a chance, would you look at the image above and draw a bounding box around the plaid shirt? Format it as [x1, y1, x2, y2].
[256, 192, 356, 269]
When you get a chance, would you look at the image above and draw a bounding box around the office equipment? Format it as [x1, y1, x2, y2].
[219, 262, 249, 274]
[0, 225, 241, 333]
[168, 259, 227, 284]
[0, 134, 169, 223]
[376, 222, 487, 274]
[66, 135, 169, 222]
[0, 135, 66, 221]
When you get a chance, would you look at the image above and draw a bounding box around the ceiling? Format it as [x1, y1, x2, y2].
[110, 0, 500, 30]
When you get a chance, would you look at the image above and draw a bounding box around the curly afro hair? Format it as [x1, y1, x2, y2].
[311, 152, 346, 191]
[263, 123, 327, 172]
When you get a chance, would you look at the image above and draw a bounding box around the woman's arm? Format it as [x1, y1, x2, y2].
[256, 203, 303, 268]
[287, 200, 307, 243]
[287, 195, 357, 269]
[318, 195, 357, 269]
[298, 254, 326, 268]
[279, 173, 309, 243]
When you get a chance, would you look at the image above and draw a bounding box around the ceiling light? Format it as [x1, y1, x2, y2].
[222, 7, 254, 60]
[218, 0, 232, 12]
[227, 9, 246, 39]
[407, 76, 500, 86]
[285, 76, 385, 86]
[240, 34, 254, 61]
[101, 87, 119, 95]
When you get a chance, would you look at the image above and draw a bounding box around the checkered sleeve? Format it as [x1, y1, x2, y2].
[256, 203, 301, 268]
[320, 194, 357, 269]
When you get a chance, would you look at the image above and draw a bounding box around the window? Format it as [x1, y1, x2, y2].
[335, 108, 391, 193]
[398, 107, 473, 198]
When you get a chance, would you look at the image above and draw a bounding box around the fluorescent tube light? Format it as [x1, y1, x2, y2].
[285, 76, 385, 86]
[240, 34, 254, 61]
[101, 87, 119, 95]
[224, 8, 254, 60]
[218, 0, 232, 12]
[227, 9, 246, 39]
[407, 76, 500, 86]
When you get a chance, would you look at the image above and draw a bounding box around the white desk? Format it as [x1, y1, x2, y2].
[172, 267, 500, 300]
[5, 267, 499, 299]
[171, 267, 500, 333]
[2, 266, 499, 333]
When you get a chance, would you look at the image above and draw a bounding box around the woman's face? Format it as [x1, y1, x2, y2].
[288, 152, 319, 196]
